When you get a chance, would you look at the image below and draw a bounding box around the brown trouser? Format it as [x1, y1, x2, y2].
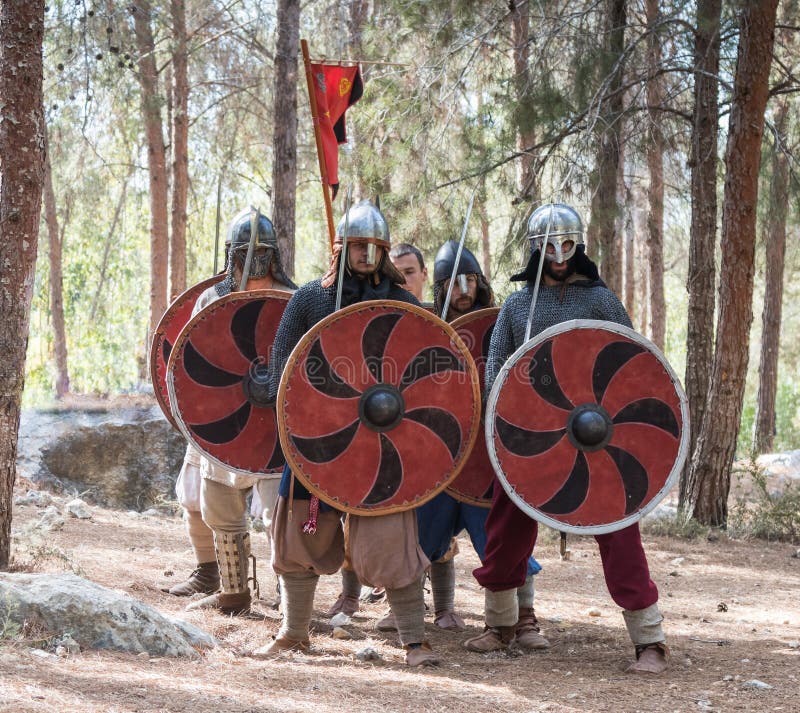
[271, 496, 428, 589]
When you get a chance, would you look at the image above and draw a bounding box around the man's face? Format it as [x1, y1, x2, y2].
[445, 273, 478, 314]
[233, 245, 273, 280]
[391, 253, 428, 301]
[347, 241, 383, 275]
[543, 255, 575, 282]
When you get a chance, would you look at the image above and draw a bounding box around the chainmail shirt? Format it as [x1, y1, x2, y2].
[484, 277, 632, 396]
[267, 277, 420, 402]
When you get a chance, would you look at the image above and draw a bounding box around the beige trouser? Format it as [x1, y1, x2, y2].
[200, 477, 281, 534]
[185, 509, 215, 563]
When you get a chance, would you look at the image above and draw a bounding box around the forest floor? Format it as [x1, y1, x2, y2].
[2, 476, 799, 712]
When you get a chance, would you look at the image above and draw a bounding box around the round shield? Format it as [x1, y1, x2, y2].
[150, 276, 223, 430]
[278, 300, 481, 515]
[167, 289, 291, 475]
[445, 307, 500, 507]
[486, 319, 689, 535]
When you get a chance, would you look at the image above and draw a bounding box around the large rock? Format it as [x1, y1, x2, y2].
[18, 403, 184, 509]
[0, 572, 215, 658]
[756, 450, 800, 485]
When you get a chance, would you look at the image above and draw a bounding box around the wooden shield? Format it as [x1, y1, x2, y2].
[445, 307, 500, 507]
[278, 301, 481, 515]
[150, 276, 223, 430]
[486, 319, 689, 535]
[167, 289, 290, 475]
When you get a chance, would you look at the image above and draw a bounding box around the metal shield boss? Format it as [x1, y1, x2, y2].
[167, 289, 291, 475]
[150, 276, 223, 431]
[486, 319, 689, 535]
[278, 301, 482, 515]
[445, 307, 500, 507]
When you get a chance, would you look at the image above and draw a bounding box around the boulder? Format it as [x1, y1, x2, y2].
[0, 572, 215, 658]
[18, 404, 184, 509]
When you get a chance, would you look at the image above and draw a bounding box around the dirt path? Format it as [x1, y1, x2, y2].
[2, 488, 799, 713]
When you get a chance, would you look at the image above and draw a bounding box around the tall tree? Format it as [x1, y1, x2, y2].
[0, 0, 46, 569]
[169, 0, 189, 299]
[587, 0, 626, 295]
[752, 0, 797, 455]
[686, 0, 780, 526]
[510, 0, 537, 201]
[42, 133, 70, 398]
[271, 0, 301, 276]
[679, 0, 721, 509]
[132, 0, 170, 341]
[645, 0, 666, 350]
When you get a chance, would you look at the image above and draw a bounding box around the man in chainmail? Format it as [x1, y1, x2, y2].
[254, 199, 439, 667]
[171, 208, 296, 615]
[325, 242, 432, 615]
[467, 203, 669, 674]
[377, 241, 544, 649]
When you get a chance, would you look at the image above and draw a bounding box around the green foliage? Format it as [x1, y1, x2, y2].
[728, 460, 800, 543]
[0, 596, 21, 643]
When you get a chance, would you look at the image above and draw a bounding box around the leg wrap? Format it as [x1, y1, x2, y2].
[485, 587, 518, 628]
[214, 531, 250, 594]
[622, 603, 665, 646]
[341, 566, 362, 599]
[430, 558, 455, 615]
[516, 574, 535, 609]
[185, 508, 215, 564]
[278, 571, 318, 642]
[386, 578, 426, 646]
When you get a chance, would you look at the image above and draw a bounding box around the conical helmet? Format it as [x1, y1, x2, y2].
[526, 203, 584, 263]
[433, 240, 482, 283]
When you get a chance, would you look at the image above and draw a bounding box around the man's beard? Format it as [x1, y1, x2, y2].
[544, 258, 576, 282]
[450, 295, 474, 314]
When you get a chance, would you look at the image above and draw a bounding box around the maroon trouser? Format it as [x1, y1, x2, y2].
[473, 479, 658, 611]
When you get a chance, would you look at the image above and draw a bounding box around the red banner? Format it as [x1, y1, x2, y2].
[310, 63, 363, 197]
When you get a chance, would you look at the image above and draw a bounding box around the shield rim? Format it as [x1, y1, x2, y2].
[485, 318, 690, 535]
[166, 288, 292, 476]
[150, 275, 224, 430]
[445, 307, 500, 508]
[277, 299, 482, 516]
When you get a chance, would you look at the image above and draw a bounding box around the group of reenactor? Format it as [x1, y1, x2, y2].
[154, 200, 672, 674]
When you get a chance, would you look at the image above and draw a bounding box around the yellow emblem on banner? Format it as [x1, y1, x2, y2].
[338, 77, 352, 97]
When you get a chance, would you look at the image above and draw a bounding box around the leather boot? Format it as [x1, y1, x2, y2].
[514, 607, 550, 650]
[187, 532, 252, 615]
[164, 561, 219, 596]
[376, 610, 397, 631]
[463, 625, 516, 652]
[405, 641, 440, 666]
[251, 636, 310, 658]
[627, 642, 669, 674]
[326, 594, 359, 617]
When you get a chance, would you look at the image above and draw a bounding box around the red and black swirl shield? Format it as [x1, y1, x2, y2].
[167, 289, 291, 475]
[150, 276, 222, 430]
[487, 319, 689, 534]
[278, 301, 481, 515]
[446, 308, 500, 508]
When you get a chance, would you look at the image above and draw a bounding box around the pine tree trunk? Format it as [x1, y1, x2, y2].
[587, 0, 625, 295]
[170, 0, 189, 299]
[132, 0, 170, 343]
[752, 113, 792, 453]
[679, 0, 722, 510]
[271, 0, 300, 276]
[687, 0, 779, 526]
[645, 0, 666, 350]
[510, 0, 537, 201]
[0, 0, 46, 569]
[42, 139, 70, 398]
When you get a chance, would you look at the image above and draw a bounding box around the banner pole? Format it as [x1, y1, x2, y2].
[301, 38, 336, 252]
